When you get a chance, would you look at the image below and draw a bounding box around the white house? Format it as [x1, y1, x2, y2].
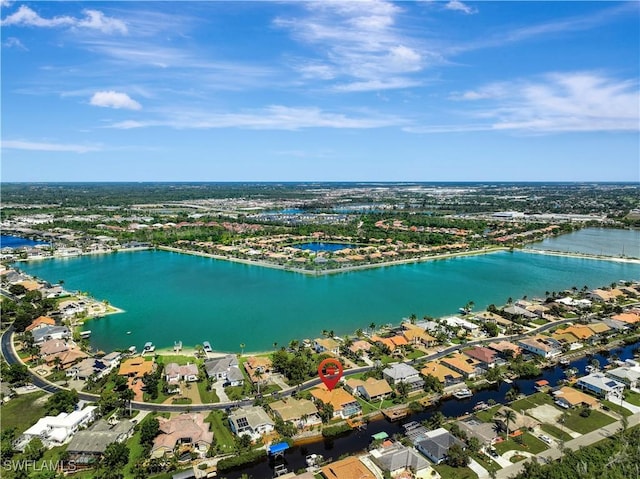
[576, 373, 625, 400]
[164, 363, 199, 384]
[228, 406, 274, 441]
[21, 406, 97, 447]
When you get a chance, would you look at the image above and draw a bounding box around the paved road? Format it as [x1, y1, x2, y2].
[495, 411, 640, 479]
[0, 317, 579, 413]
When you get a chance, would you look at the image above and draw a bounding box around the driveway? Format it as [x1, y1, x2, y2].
[468, 458, 489, 478]
[212, 380, 229, 402]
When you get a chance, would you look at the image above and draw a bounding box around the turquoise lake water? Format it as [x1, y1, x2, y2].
[526, 227, 639, 258]
[17, 247, 640, 354]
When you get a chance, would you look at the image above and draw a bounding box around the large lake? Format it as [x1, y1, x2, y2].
[526, 227, 639, 258]
[17, 245, 640, 354]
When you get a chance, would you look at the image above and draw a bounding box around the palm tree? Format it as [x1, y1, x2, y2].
[253, 369, 263, 395]
[355, 328, 364, 338]
[273, 342, 278, 351]
[369, 322, 376, 334]
[409, 313, 417, 324]
[499, 409, 517, 438]
[239, 343, 245, 356]
[505, 388, 519, 402]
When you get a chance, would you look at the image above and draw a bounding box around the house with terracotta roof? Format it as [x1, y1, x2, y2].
[441, 353, 481, 379]
[348, 340, 372, 355]
[518, 335, 562, 358]
[320, 456, 376, 479]
[371, 334, 409, 352]
[562, 325, 596, 340]
[487, 340, 521, 357]
[118, 357, 155, 379]
[553, 386, 600, 409]
[244, 356, 272, 383]
[25, 316, 56, 332]
[47, 348, 89, 369]
[39, 339, 69, 358]
[402, 323, 437, 347]
[421, 361, 463, 386]
[151, 413, 213, 458]
[463, 346, 498, 368]
[344, 377, 392, 402]
[590, 289, 624, 302]
[611, 312, 640, 324]
[310, 385, 361, 419]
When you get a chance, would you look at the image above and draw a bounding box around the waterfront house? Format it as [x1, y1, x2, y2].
[320, 456, 376, 479]
[244, 356, 272, 384]
[118, 357, 155, 379]
[32, 325, 71, 344]
[553, 386, 600, 409]
[269, 397, 320, 428]
[463, 346, 498, 369]
[442, 316, 481, 337]
[348, 340, 372, 355]
[587, 322, 612, 337]
[590, 289, 625, 302]
[441, 353, 481, 379]
[421, 361, 463, 386]
[310, 385, 361, 419]
[344, 377, 393, 402]
[494, 407, 539, 432]
[503, 305, 537, 319]
[314, 337, 340, 355]
[204, 355, 244, 386]
[415, 427, 464, 464]
[402, 324, 437, 347]
[46, 348, 88, 369]
[66, 357, 109, 380]
[164, 363, 199, 384]
[602, 317, 631, 332]
[371, 334, 409, 352]
[576, 373, 625, 399]
[39, 339, 69, 358]
[382, 363, 424, 391]
[369, 441, 431, 477]
[66, 418, 135, 466]
[611, 312, 640, 325]
[487, 340, 521, 358]
[228, 406, 275, 441]
[474, 311, 512, 328]
[21, 405, 97, 448]
[25, 315, 56, 332]
[517, 335, 562, 358]
[151, 413, 213, 458]
[606, 360, 640, 389]
[457, 418, 497, 445]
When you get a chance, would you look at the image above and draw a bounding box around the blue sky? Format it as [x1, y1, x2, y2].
[1, 1, 638, 182]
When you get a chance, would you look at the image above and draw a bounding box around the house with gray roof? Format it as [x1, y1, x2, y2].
[228, 406, 274, 441]
[383, 363, 424, 391]
[606, 360, 640, 389]
[370, 442, 431, 476]
[576, 373, 625, 399]
[32, 325, 70, 344]
[416, 428, 465, 464]
[204, 355, 244, 386]
[66, 419, 135, 465]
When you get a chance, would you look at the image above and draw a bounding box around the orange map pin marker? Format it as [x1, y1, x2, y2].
[318, 358, 343, 391]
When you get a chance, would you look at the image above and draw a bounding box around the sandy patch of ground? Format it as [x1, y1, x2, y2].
[528, 404, 562, 424]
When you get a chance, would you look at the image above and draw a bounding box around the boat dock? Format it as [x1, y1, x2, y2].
[382, 405, 409, 421]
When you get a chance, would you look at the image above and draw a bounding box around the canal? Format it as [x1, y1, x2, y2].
[224, 341, 639, 479]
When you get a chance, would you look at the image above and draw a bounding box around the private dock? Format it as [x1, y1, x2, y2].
[382, 405, 409, 421]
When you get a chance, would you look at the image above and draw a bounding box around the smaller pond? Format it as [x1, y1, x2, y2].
[293, 242, 355, 253]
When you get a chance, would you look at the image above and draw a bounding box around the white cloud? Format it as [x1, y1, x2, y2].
[2, 36, 27, 49]
[2, 140, 100, 153]
[444, 1, 477, 15]
[1, 5, 127, 34]
[422, 72, 639, 133]
[90, 91, 141, 110]
[275, 0, 432, 91]
[108, 105, 406, 130]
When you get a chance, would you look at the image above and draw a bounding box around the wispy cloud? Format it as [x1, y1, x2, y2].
[2, 140, 100, 153]
[1, 5, 127, 34]
[2, 36, 27, 50]
[108, 105, 406, 130]
[90, 91, 141, 110]
[275, 0, 434, 92]
[413, 72, 639, 133]
[444, 1, 477, 15]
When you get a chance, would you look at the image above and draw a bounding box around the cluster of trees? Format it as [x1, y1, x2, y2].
[0, 359, 30, 385]
[1, 286, 57, 332]
[512, 426, 640, 479]
[45, 389, 79, 415]
[271, 347, 330, 386]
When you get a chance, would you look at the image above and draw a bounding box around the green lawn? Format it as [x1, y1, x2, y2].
[156, 354, 201, 366]
[356, 397, 395, 415]
[510, 392, 553, 411]
[563, 409, 616, 434]
[474, 405, 501, 423]
[204, 410, 236, 453]
[406, 350, 425, 360]
[433, 464, 478, 479]
[602, 399, 633, 417]
[540, 423, 573, 442]
[472, 452, 502, 473]
[124, 430, 145, 478]
[624, 390, 640, 407]
[197, 380, 219, 403]
[494, 432, 548, 455]
[0, 391, 46, 433]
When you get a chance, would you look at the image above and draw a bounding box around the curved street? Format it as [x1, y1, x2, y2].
[1, 317, 576, 412]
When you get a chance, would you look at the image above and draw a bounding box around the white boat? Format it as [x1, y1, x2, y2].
[203, 341, 212, 353]
[560, 358, 570, 366]
[128, 346, 137, 354]
[453, 388, 473, 399]
[143, 341, 155, 353]
[306, 454, 323, 467]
